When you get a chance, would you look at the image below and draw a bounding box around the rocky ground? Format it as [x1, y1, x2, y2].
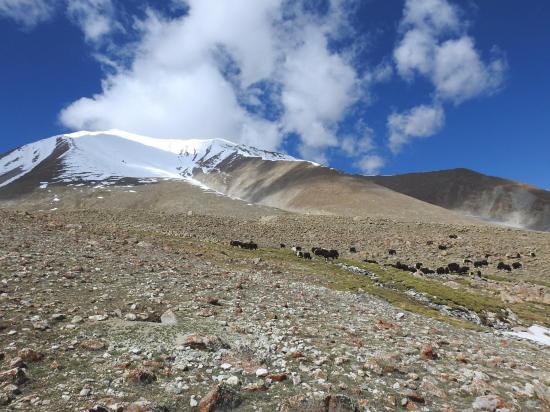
[1, 209, 549, 411]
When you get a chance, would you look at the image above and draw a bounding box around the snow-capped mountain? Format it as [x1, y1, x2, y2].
[0, 129, 297, 188]
[2, 130, 549, 231]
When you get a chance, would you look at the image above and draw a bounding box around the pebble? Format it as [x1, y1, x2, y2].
[256, 368, 268, 377]
[79, 388, 91, 397]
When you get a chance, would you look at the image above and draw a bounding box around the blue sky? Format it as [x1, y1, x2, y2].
[0, 0, 549, 189]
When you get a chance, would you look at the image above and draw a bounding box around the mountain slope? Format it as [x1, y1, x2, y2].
[0, 130, 294, 190]
[0, 131, 476, 224]
[193, 157, 473, 223]
[368, 168, 550, 231]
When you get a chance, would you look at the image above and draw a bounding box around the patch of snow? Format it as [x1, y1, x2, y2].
[52, 197, 60, 202]
[0, 137, 58, 188]
[506, 325, 550, 346]
[97, 196, 104, 199]
[39, 182, 48, 189]
[2, 129, 311, 195]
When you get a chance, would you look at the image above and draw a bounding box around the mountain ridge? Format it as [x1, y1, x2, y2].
[367, 168, 550, 231]
[1, 130, 549, 230]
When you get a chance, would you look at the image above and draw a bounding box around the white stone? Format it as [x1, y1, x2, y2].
[226, 376, 239, 386]
[88, 314, 108, 321]
[160, 310, 178, 325]
[256, 368, 268, 377]
[79, 388, 91, 397]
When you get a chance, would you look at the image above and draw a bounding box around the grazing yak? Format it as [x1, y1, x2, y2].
[292, 246, 302, 253]
[474, 260, 489, 268]
[388, 249, 397, 255]
[280, 243, 286, 249]
[303, 252, 312, 260]
[364, 259, 378, 264]
[436, 267, 449, 275]
[230, 240, 257, 250]
[497, 262, 512, 272]
[458, 266, 470, 274]
[349, 247, 357, 253]
[393, 262, 415, 273]
[512, 262, 523, 269]
[449, 234, 458, 239]
[438, 245, 448, 251]
[241, 242, 258, 250]
[447, 263, 461, 273]
[312, 248, 340, 262]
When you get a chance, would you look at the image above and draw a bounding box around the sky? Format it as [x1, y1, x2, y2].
[0, 0, 549, 189]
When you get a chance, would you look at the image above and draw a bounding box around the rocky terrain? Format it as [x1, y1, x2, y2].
[1, 209, 549, 411]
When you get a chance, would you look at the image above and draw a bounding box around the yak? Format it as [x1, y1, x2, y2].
[497, 262, 512, 272]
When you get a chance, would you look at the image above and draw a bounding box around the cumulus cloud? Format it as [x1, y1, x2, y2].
[0, 0, 117, 43]
[4, 0, 510, 175]
[433, 37, 506, 103]
[388, 104, 445, 153]
[394, 0, 507, 104]
[0, 0, 55, 28]
[388, 0, 506, 151]
[60, 0, 365, 158]
[355, 155, 385, 175]
[66, 0, 116, 43]
[402, 0, 461, 33]
[280, 26, 359, 153]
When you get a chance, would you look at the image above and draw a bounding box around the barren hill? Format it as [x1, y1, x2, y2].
[367, 168, 550, 231]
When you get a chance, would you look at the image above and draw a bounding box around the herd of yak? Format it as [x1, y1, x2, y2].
[229, 235, 527, 275]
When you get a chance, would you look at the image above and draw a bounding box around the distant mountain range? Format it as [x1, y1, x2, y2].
[1, 130, 549, 231]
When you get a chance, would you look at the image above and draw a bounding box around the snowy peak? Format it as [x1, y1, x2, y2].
[0, 130, 298, 188]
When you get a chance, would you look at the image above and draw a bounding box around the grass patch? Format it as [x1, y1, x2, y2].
[485, 273, 550, 289]
[510, 301, 550, 327]
[343, 259, 506, 314]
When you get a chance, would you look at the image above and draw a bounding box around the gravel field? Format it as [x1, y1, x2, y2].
[0, 209, 549, 411]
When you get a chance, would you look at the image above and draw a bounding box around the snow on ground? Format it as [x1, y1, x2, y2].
[1, 129, 303, 190]
[506, 325, 550, 346]
[0, 136, 58, 188]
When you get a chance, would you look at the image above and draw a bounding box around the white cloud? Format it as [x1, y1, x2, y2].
[388, 104, 445, 153]
[402, 0, 461, 33]
[60, 0, 365, 159]
[66, 0, 116, 43]
[341, 125, 375, 157]
[355, 155, 385, 175]
[394, 0, 506, 103]
[280, 26, 359, 153]
[433, 37, 506, 103]
[394, 28, 435, 79]
[388, 0, 506, 152]
[0, 0, 117, 43]
[0, 0, 55, 28]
